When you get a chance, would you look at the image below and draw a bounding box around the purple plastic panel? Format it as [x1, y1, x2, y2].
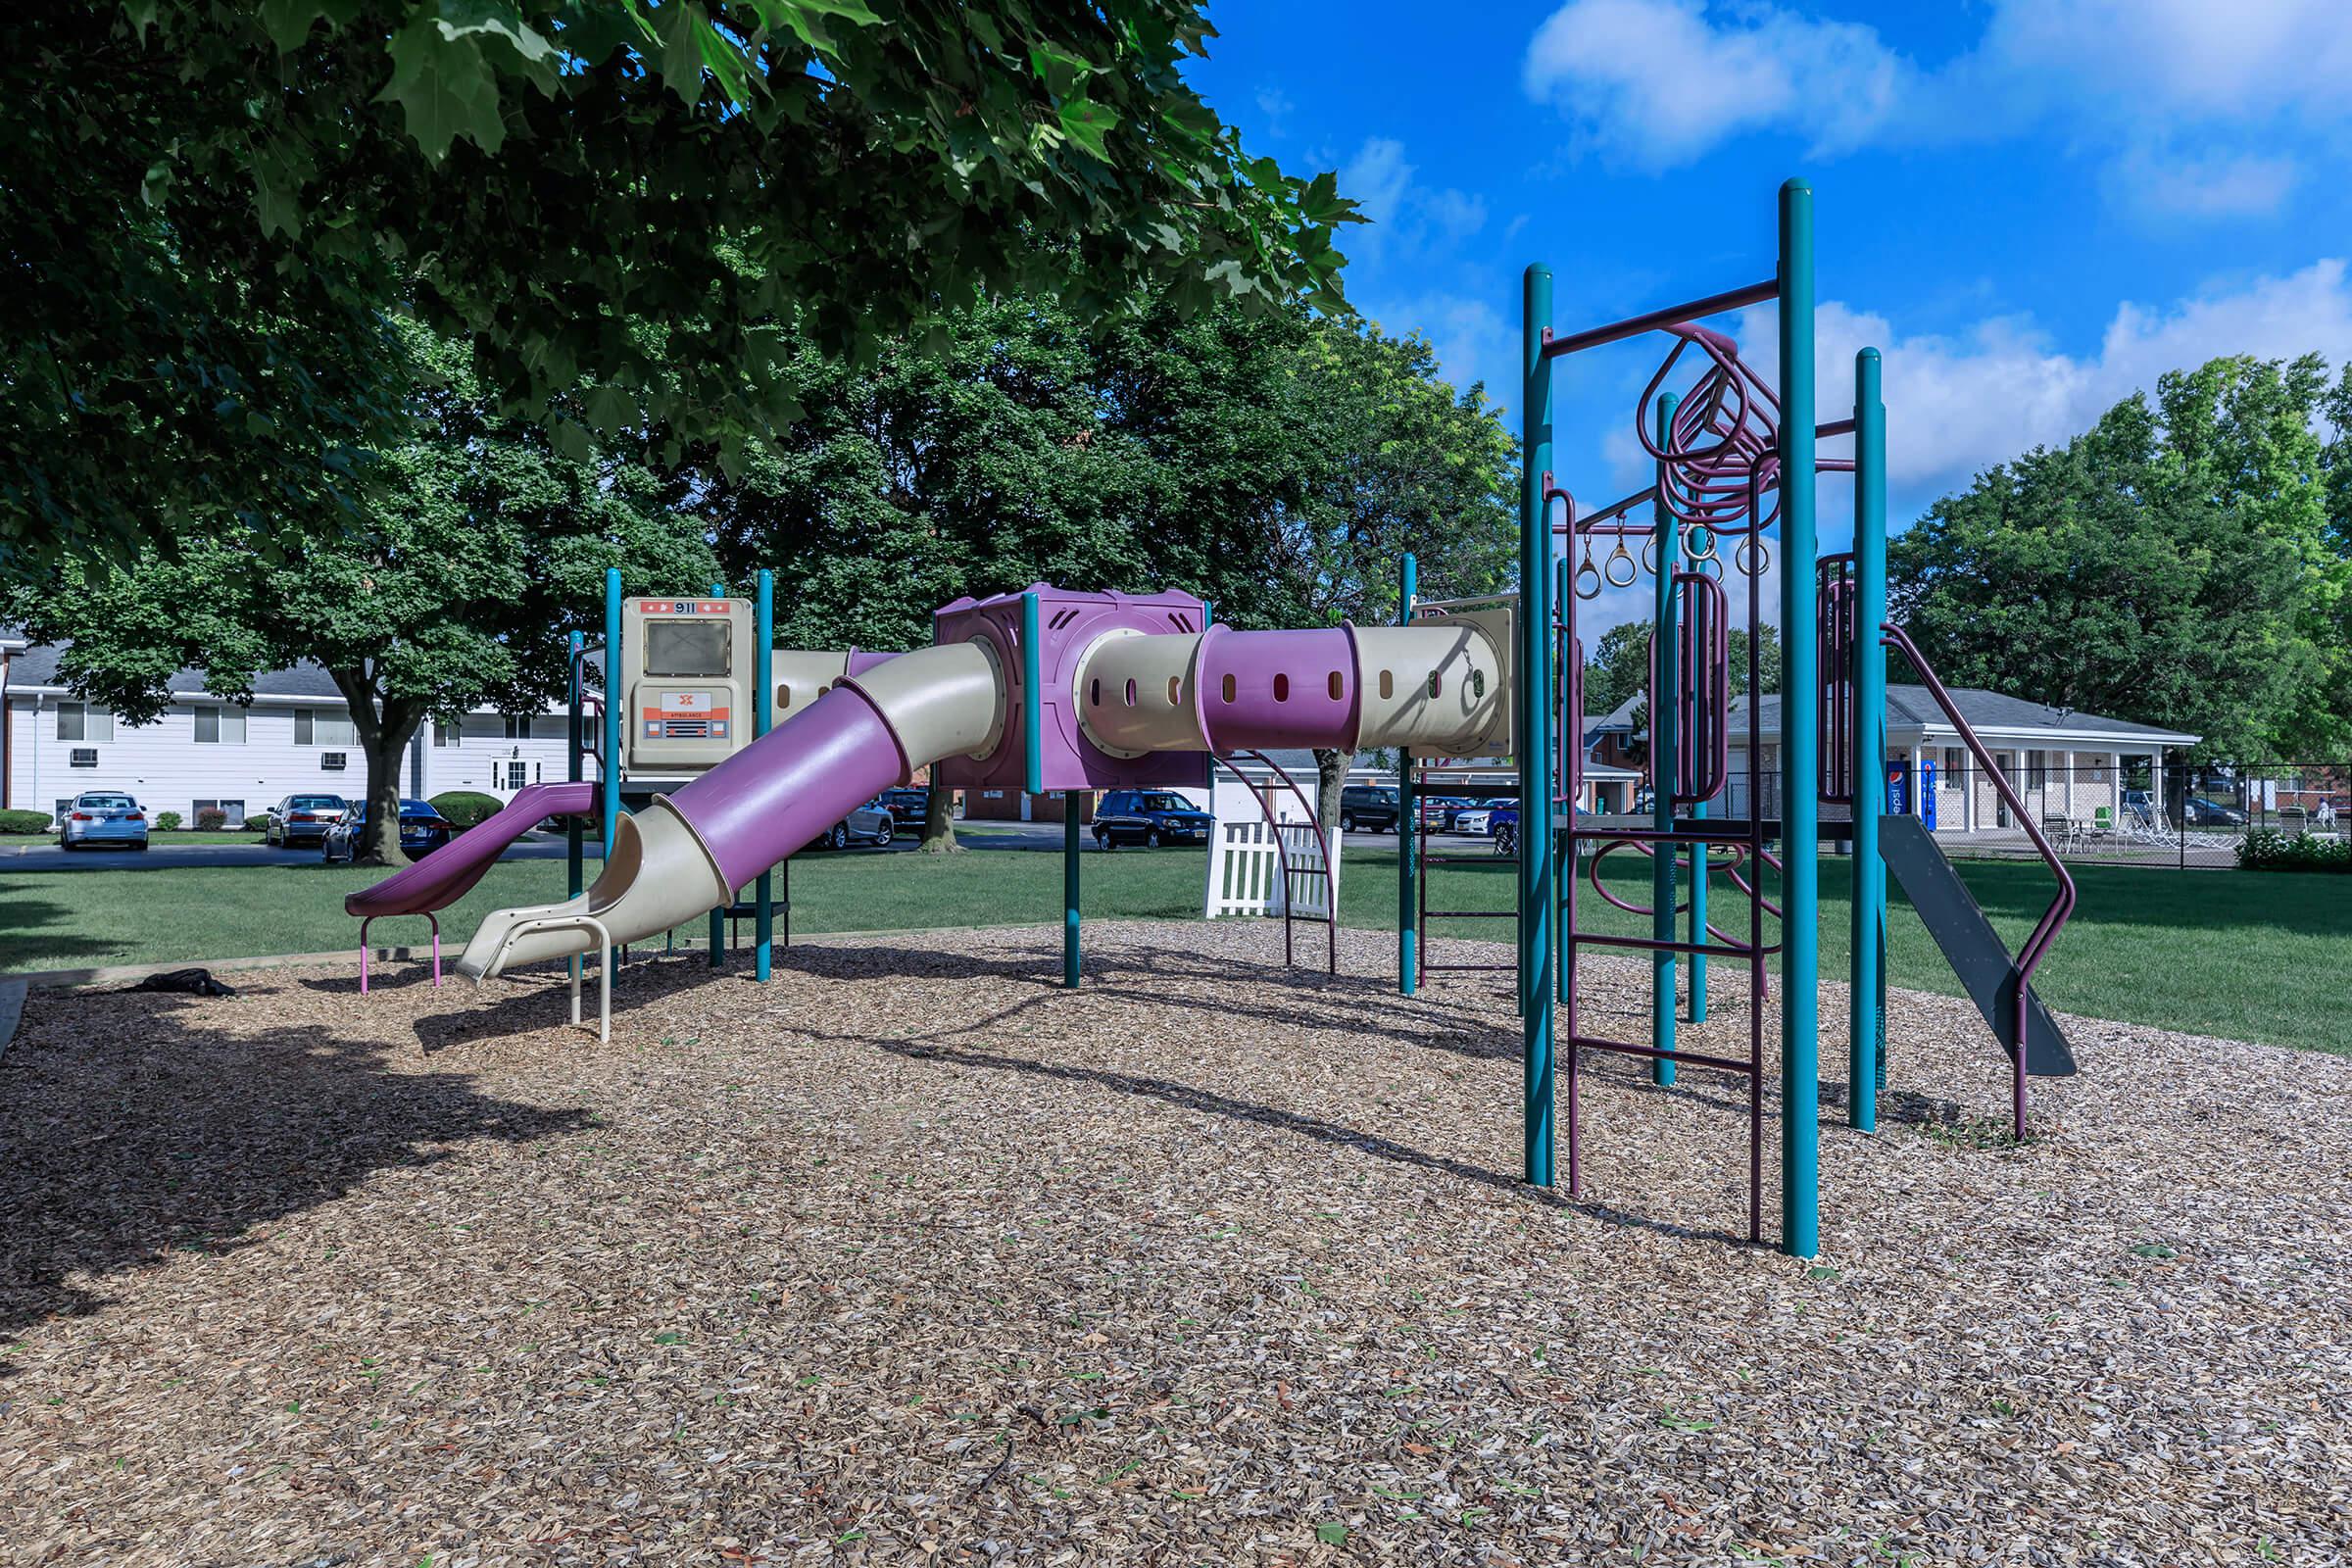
[344, 780, 596, 919]
[667, 687, 906, 890]
[931, 584, 1210, 792]
[1197, 626, 1360, 753]
[844, 649, 900, 676]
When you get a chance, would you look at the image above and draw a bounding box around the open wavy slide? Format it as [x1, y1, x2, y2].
[342, 780, 597, 923]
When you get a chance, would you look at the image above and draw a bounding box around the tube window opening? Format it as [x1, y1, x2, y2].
[1273, 673, 1290, 702]
[1089, 678, 1101, 706]
[1124, 678, 1138, 708]
[1167, 677, 1182, 706]
[1221, 674, 1237, 703]
[1378, 670, 1395, 700]
[1427, 672, 1442, 698]
[1327, 670, 1343, 701]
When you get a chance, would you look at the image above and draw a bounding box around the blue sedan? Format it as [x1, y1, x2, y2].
[323, 799, 454, 861]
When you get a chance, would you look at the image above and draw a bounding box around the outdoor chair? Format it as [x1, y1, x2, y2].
[2040, 811, 2079, 854]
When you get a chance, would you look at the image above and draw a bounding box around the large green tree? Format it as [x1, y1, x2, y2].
[7, 329, 718, 864]
[3, 1, 1356, 577]
[1890, 356, 2336, 760]
[683, 291, 1517, 838]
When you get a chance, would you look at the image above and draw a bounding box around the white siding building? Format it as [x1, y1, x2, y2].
[1, 640, 571, 826]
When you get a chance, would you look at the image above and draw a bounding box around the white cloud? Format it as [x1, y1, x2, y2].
[1522, 0, 1924, 169]
[1724, 259, 2352, 491]
[1342, 137, 1416, 229]
[2111, 145, 2301, 220]
[1253, 84, 1296, 134]
[1375, 292, 1516, 406]
[1521, 0, 2352, 209]
[1984, 0, 2352, 122]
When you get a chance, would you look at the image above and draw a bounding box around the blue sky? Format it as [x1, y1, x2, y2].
[1186, 0, 2352, 552]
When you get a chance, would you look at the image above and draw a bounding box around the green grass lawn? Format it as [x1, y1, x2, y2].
[3, 844, 2344, 1056]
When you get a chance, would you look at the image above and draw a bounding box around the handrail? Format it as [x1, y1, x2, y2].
[1212, 752, 1338, 975]
[1880, 621, 2077, 1137]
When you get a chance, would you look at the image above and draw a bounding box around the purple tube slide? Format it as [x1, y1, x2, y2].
[664, 688, 907, 891]
[343, 780, 597, 919]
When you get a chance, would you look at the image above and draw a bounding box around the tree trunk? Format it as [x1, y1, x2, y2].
[919, 777, 961, 853]
[329, 666, 424, 868]
[1314, 748, 1347, 829]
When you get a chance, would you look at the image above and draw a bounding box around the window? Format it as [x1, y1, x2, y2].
[433, 720, 460, 748]
[295, 710, 358, 747]
[320, 752, 348, 771]
[193, 706, 247, 744]
[503, 760, 528, 790]
[644, 619, 731, 677]
[503, 715, 557, 741]
[55, 702, 115, 743]
[1942, 746, 1965, 783]
[193, 799, 248, 826]
[2026, 749, 2047, 790]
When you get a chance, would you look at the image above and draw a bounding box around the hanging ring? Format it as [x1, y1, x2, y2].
[1686, 524, 1718, 564]
[1604, 539, 1640, 588]
[1693, 553, 1726, 582]
[1736, 536, 1771, 577]
[1640, 533, 1660, 578]
[1574, 557, 1604, 600]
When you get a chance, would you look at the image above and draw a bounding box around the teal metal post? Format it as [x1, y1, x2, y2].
[707, 581, 727, 967]
[603, 569, 622, 985]
[1397, 553, 1419, 997]
[1063, 792, 1082, 987]
[1020, 592, 1044, 794]
[1778, 178, 1821, 1258]
[755, 568, 775, 983]
[1849, 349, 1886, 1131]
[1520, 265, 1557, 1187]
[1651, 392, 1681, 1084]
[566, 630, 584, 986]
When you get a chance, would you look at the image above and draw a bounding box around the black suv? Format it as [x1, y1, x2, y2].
[877, 787, 930, 826]
[1094, 789, 1213, 849]
[1339, 784, 1400, 832]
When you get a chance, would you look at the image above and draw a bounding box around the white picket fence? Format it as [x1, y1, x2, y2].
[1203, 776, 1341, 919]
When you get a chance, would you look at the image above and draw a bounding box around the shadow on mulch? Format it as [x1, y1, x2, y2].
[772, 938, 1530, 1062]
[0, 989, 589, 1354]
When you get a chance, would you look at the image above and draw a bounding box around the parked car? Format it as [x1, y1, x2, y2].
[876, 787, 931, 827]
[811, 799, 895, 851]
[58, 791, 150, 851]
[1094, 789, 1214, 849]
[1339, 784, 1401, 833]
[2183, 796, 2248, 827]
[2123, 787, 2158, 828]
[1452, 803, 1510, 837]
[323, 798, 454, 861]
[1416, 795, 1477, 831]
[263, 793, 350, 848]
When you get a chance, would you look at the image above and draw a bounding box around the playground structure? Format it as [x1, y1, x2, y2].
[350, 179, 2082, 1260]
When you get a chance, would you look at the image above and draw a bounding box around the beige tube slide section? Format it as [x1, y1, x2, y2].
[1073, 614, 1509, 761]
[457, 641, 1005, 980]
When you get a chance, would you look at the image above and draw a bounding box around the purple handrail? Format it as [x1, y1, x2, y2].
[1881, 622, 2078, 1138]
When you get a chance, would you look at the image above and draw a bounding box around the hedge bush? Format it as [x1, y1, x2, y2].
[155, 810, 183, 832]
[194, 807, 229, 832]
[0, 808, 53, 835]
[429, 791, 506, 829]
[2235, 829, 2352, 873]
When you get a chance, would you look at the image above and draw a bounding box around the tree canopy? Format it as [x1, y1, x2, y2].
[6, 326, 718, 862]
[3, 1, 1358, 576]
[1891, 354, 2350, 761]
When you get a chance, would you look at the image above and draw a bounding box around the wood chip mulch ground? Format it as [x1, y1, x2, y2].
[1, 919, 2347, 1567]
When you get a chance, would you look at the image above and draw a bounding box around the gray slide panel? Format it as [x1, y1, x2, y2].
[1880, 814, 2076, 1077]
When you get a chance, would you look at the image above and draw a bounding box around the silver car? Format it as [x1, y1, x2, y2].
[813, 799, 895, 851]
[59, 791, 151, 851]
